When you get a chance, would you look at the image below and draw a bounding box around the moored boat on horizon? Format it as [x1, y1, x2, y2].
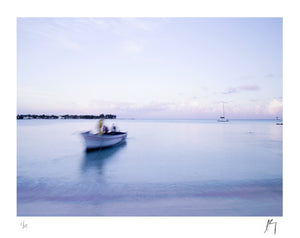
[217, 102, 229, 122]
[217, 116, 229, 122]
[275, 117, 283, 125]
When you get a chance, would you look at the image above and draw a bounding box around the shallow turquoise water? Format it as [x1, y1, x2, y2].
[17, 119, 282, 216]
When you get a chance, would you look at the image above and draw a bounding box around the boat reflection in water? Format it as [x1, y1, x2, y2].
[81, 141, 127, 175]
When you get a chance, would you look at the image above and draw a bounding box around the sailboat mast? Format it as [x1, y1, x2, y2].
[223, 102, 225, 117]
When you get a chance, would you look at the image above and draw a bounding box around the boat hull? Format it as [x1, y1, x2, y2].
[81, 131, 127, 151]
[217, 119, 229, 122]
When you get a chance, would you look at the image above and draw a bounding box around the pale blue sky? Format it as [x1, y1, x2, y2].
[17, 18, 282, 119]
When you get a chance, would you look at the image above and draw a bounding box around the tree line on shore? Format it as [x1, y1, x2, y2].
[17, 114, 117, 119]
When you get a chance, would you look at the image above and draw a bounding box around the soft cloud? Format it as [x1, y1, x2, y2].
[267, 98, 283, 115]
[223, 88, 238, 94]
[222, 85, 260, 94]
[227, 98, 282, 118]
[264, 73, 275, 78]
[83, 99, 218, 118]
[122, 18, 155, 31]
[239, 85, 260, 91]
[56, 35, 82, 50]
[121, 40, 144, 54]
[86, 99, 174, 114]
[19, 18, 83, 51]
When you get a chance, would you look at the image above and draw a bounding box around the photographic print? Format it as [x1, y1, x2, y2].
[17, 17, 282, 216]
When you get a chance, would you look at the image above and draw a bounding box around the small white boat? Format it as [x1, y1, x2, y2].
[81, 131, 127, 151]
[275, 117, 283, 125]
[217, 102, 229, 122]
[217, 116, 229, 122]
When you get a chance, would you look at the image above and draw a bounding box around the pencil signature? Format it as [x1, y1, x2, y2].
[264, 219, 277, 235]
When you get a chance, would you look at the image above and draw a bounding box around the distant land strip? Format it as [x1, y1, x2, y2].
[17, 114, 117, 120]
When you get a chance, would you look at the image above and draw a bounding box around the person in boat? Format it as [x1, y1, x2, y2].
[111, 123, 117, 132]
[102, 125, 109, 134]
[98, 119, 104, 135]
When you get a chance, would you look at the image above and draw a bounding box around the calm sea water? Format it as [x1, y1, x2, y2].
[17, 119, 282, 216]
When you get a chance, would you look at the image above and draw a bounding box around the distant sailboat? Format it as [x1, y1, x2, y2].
[275, 116, 283, 125]
[217, 102, 229, 122]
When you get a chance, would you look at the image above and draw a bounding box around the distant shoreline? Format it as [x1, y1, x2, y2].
[17, 114, 116, 120]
